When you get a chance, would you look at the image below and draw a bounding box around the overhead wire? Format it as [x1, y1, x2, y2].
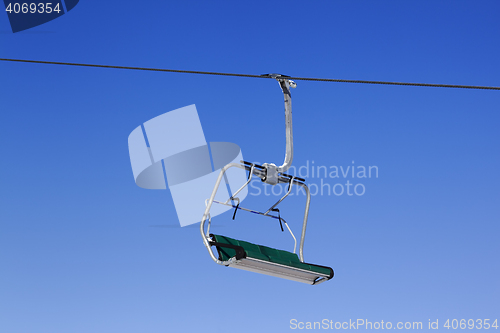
[1, 58, 499, 91]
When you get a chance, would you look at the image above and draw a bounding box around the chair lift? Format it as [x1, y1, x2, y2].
[200, 75, 334, 285]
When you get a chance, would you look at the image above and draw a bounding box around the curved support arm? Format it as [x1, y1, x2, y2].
[277, 79, 294, 173]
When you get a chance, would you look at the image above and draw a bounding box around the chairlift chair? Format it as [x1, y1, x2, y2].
[200, 75, 334, 285]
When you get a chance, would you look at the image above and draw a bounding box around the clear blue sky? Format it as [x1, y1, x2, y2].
[1, 1, 499, 332]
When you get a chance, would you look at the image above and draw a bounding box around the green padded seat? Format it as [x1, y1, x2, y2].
[211, 234, 332, 277]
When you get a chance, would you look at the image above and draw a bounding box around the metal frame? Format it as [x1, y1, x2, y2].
[200, 162, 311, 264]
[277, 77, 294, 173]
